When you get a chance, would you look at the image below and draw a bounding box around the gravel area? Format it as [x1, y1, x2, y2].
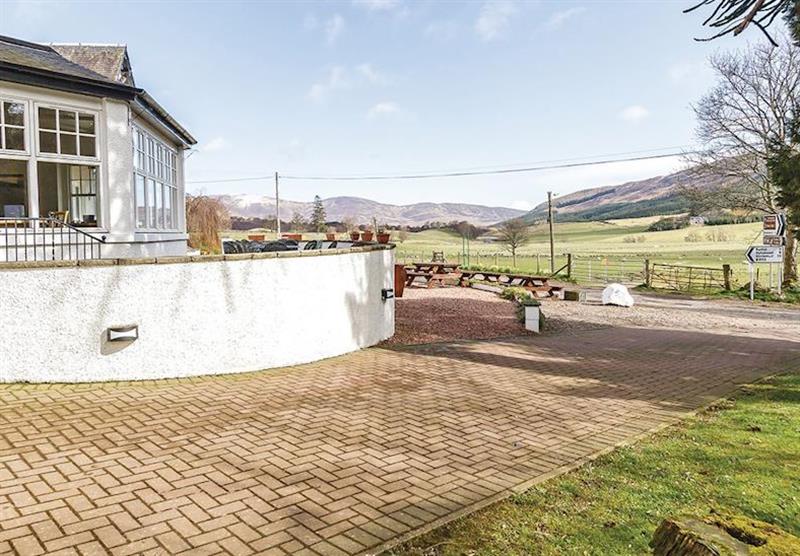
[541, 290, 800, 341]
[385, 286, 800, 346]
[383, 287, 529, 346]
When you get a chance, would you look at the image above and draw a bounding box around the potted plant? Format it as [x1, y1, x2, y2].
[377, 227, 391, 244]
[349, 227, 361, 240]
[361, 228, 374, 242]
[325, 227, 336, 241]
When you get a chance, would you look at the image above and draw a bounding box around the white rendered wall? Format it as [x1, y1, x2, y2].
[0, 248, 395, 383]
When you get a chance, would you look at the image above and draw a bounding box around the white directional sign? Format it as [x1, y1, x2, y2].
[763, 213, 787, 236]
[746, 245, 784, 264]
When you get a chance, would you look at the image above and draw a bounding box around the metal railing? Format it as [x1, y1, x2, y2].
[0, 217, 106, 262]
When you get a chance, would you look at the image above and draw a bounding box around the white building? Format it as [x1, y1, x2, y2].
[0, 35, 196, 260]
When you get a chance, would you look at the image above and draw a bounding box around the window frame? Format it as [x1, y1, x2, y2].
[0, 97, 28, 155]
[132, 125, 179, 232]
[34, 103, 99, 161]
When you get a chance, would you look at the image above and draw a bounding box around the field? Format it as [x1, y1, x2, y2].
[394, 217, 763, 286]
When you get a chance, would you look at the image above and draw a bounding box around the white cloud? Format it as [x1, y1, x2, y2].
[511, 200, 534, 211]
[202, 137, 230, 152]
[352, 0, 399, 10]
[367, 101, 400, 118]
[356, 63, 388, 85]
[619, 105, 650, 123]
[475, 0, 517, 41]
[325, 14, 345, 45]
[545, 7, 586, 29]
[307, 66, 349, 103]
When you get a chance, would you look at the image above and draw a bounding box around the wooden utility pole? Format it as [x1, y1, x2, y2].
[274, 171, 281, 238]
[547, 191, 555, 274]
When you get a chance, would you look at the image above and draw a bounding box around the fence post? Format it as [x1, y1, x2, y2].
[722, 264, 732, 291]
[536, 253, 541, 274]
[566, 253, 573, 279]
[644, 259, 651, 287]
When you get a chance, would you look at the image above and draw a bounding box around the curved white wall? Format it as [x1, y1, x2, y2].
[0, 247, 395, 383]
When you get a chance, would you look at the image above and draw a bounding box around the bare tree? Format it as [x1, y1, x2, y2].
[497, 218, 531, 268]
[685, 39, 800, 283]
[185, 194, 230, 254]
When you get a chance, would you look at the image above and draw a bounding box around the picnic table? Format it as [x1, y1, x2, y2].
[404, 261, 462, 288]
[459, 270, 564, 298]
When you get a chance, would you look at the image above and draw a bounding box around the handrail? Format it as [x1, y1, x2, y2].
[0, 217, 107, 262]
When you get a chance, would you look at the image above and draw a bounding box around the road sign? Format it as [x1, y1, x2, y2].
[763, 234, 787, 246]
[746, 245, 784, 264]
[763, 213, 787, 236]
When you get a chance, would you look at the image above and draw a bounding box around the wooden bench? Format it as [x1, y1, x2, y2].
[460, 270, 564, 298]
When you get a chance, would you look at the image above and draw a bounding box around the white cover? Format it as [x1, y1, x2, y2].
[601, 283, 634, 307]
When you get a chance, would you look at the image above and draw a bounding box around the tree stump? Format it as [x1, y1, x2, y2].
[651, 515, 800, 556]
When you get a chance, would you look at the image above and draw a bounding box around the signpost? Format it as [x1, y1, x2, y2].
[746, 213, 787, 300]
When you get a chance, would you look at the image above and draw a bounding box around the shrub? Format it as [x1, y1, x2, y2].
[684, 230, 704, 242]
[705, 229, 730, 242]
[648, 216, 689, 232]
[623, 235, 647, 243]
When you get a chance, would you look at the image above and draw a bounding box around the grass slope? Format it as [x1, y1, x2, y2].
[391, 373, 800, 555]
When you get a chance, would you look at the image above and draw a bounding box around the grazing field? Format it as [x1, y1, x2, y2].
[391, 373, 800, 556]
[394, 217, 762, 285]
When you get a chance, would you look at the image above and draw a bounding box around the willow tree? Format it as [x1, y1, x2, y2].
[686, 40, 800, 283]
[185, 194, 230, 254]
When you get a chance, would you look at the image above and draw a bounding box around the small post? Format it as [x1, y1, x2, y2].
[274, 171, 281, 239]
[749, 263, 755, 301]
[547, 191, 555, 274]
[644, 259, 651, 287]
[536, 253, 541, 274]
[566, 253, 573, 279]
[722, 264, 731, 291]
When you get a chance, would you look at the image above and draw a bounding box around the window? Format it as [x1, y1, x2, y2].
[37, 162, 98, 227]
[133, 126, 178, 230]
[38, 107, 96, 157]
[0, 159, 27, 217]
[0, 101, 25, 152]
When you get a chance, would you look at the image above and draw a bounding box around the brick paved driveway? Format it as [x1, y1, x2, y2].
[1, 327, 799, 555]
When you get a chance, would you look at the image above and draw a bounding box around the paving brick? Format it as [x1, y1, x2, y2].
[1, 328, 797, 555]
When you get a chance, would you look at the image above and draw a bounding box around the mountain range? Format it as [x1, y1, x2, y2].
[216, 166, 725, 227]
[519, 166, 726, 223]
[216, 194, 526, 227]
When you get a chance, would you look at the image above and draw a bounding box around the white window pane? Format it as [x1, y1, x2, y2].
[135, 174, 146, 228]
[164, 186, 173, 228]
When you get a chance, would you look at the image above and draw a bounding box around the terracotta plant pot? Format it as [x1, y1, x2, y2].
[377, 233, 391, 244]
[350, 231, 361, 240]
[282, 233, 302, 241]
[326, 233, 336, 241]
[247, 234, 265, 241]
[361, 231, 374, 242]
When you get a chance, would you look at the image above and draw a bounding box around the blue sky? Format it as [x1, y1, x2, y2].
[0, 0, 769, 209]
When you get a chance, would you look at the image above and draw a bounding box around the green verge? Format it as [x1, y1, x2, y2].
[389, 373, 800, 556]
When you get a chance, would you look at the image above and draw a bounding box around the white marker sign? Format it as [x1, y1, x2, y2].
[745, 245, 784, 264]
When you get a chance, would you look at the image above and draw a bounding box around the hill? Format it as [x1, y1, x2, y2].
[519, 167, 725, 223]
[216, 194, 525, 227]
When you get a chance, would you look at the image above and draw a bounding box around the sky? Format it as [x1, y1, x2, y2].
[0, 0, 774, 209]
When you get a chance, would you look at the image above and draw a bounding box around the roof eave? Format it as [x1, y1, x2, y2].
[133, 93, 197, 147]
[0, 60, 141, 100]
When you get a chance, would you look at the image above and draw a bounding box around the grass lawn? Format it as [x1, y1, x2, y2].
[390, 373, 800, 555]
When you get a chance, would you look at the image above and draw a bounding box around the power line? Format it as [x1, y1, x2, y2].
[186, 148, 692, 185]
[283, 152, 690, 181]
